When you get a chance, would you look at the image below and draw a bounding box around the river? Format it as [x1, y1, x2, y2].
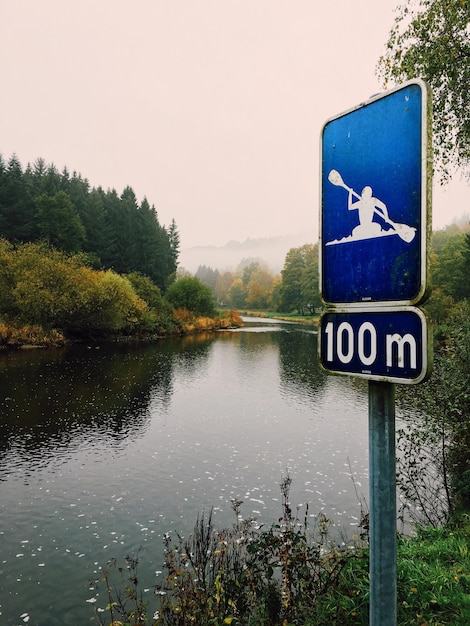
[0, 318, 370, 625]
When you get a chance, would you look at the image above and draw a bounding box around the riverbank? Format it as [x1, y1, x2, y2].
[0, 309, 244, 349]
[239, 310, 320, 325]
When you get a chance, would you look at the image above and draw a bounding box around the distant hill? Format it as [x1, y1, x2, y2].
[179, 234, 313, 274]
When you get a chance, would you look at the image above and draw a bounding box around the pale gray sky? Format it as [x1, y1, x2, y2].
[0, 0, 468, 251]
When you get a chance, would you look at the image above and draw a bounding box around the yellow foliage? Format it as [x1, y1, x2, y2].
[0, 321, 65, 347]
[0, 239, 148, 336]
[228, 310, 243, 326]
[173, 307, 193, 323]
[0, 322, 12, 344]
[194, 316, 214, 330]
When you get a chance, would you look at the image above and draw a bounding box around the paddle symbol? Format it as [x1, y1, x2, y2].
[326, 169, 416, 246]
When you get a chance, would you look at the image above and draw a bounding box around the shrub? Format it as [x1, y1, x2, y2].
[0, 240, 154, 338]
[165, 276, 216, 317]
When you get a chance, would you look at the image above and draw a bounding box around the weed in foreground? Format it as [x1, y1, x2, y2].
[154, 473, 355, 625]
[91, 473, 357, 625]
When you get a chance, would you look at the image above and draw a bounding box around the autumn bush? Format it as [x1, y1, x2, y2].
[0, 241, 149, 336]
[0, 239, 242, 345]
[218, 309, 243, 328]
[0, 321, 65, 347]
[0, 240, 166, 341]
[171, 307, 243, 334]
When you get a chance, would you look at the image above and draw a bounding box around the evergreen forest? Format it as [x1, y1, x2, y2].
[0, 153, 179, 290]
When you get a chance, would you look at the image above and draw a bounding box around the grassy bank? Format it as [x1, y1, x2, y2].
[314, 523, 470, 625]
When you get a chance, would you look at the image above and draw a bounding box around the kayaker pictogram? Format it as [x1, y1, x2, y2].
[325, 169, 416, 246]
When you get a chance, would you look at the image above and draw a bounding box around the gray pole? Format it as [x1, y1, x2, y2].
[368, 380, 397, 626]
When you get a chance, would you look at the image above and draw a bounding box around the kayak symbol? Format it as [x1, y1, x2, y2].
[325, 169, 416, 246]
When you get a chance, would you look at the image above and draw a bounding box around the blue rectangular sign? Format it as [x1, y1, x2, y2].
[320, 80, 431, 307]
[319, 307, 431, 384]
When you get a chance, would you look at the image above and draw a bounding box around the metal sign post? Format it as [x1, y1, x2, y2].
[318, 79, 432, 626]
[369, 381, 396, 625]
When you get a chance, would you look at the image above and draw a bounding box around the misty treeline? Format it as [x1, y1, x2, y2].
[196, 243, 321, 315]
[0, 153, 179, 290]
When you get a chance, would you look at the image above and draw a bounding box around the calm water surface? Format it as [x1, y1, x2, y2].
[0, 318, 370, 625]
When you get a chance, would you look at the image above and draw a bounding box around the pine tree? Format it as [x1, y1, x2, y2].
[35, 191, 86, 253]
[0, 155, 36, 242]
[167, 218, 180, 276]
